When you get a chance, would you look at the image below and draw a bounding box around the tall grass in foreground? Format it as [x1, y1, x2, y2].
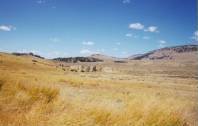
[0, 76, 61, 126]
[0, 75, 197, 126]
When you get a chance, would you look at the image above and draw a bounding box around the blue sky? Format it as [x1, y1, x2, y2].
[0, 0, 197, 58]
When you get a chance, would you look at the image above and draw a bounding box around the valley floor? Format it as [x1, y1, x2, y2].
[0, 53, 198, 126]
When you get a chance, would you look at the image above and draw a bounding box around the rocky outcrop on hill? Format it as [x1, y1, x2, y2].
[53, 57, 103, 63]
[69, 65, 97, 72]
[12, 52, 44, 59]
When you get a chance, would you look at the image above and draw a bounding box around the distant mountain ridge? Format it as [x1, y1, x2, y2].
[10, 44, 198, 62]
[129, 45, 198, 60]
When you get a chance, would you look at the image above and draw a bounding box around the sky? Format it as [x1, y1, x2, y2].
[0, 0, 197, 58]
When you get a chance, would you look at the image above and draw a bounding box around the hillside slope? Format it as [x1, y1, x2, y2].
[129, 45, 198, 60]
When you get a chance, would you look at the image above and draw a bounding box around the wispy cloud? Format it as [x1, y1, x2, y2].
[36, 0, 46, 4]
[158, 40, 167, 48]
[129, 23, 144, 30]
[36, 0, 56, 9]
[80, 49, 92, 54]
[122, 0, 130, 4]
[191, 31, 198, 41]
[125, 33, 138, 38]
[144, 26, 159, 33]
[0, 25, 16, 31]
[82, 41, 95, 46]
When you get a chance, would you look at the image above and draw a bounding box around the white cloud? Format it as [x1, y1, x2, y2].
[129, 23, 144, 30]
[143, 36, 150, 40]
[82, 41, 95, 46]
[192, 31, 198, 41]
[123, 0, 130, 4]
[36, 0, 46, 4]
[80, 49, 92, 54]
[128, 23, 159, 33]
[145, 26, 159, 33]
[49, 37, 61, 43]
[0, 25, 16, 31]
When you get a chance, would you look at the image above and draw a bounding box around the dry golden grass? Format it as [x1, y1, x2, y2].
[0, 53, 197, 126]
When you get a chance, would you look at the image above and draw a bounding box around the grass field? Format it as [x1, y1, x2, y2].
[0, 52, 198, 126]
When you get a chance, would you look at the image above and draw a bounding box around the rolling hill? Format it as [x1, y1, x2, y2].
[129, 44, 198, 60]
